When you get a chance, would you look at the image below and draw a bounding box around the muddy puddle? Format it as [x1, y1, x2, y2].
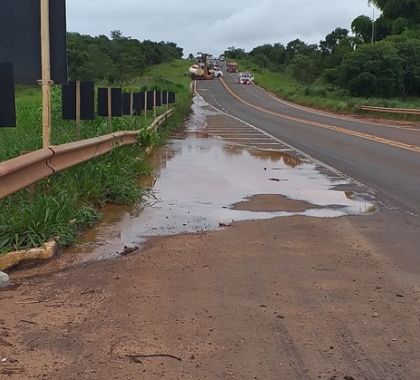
[61, 96, 376, 264]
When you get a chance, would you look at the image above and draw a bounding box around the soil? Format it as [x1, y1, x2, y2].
[1, 95, 419, 380]
[231, 194, 317, 212]
[1, 210, 420, 380]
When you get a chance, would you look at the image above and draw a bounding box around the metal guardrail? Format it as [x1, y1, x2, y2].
[359, 105, 420, 115]
[0, 109, 174, 200]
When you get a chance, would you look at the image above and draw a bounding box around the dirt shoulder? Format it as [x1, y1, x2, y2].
[1, 210, 420, 380]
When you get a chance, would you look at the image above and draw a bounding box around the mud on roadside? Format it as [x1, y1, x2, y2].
[2, 95, 420, 379]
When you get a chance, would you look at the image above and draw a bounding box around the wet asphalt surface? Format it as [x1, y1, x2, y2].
[61, 96, 376, 265]
[9, 82, 420, 277]
[197, 74, 420, 216]
[3, 73, 420, 380]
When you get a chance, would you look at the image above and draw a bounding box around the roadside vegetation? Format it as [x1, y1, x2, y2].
[67, 30, 183, 84]
[0, 59, 192, 255]
[226, 0, 420, 117]
[234, 57, 420, 118]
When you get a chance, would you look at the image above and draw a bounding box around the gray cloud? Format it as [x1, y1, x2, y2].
[67, 0, 377, 56]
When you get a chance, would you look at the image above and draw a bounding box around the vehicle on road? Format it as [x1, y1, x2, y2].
[189, 53, 215, 80]
[238, 72, 253, 85]
[212, 65, 223, 78]
[213, 68, 224, 78]
[227, 62, 238, 73]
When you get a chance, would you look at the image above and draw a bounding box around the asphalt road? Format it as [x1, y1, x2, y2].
[196, 74, 420, 215]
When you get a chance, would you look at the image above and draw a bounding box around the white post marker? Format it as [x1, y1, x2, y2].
[40, 0, 52, 148]
[0, 271, 10, 288]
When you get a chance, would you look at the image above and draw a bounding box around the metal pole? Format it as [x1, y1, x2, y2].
[153, 90, 156, 119]
[75, 80, 81, 140]
[144, 91, 147, 119]
[40, 0, 52, 148]
[107, 88, 112, 129]
[130, 92, 134, 115]
[372, 7, 375, 44]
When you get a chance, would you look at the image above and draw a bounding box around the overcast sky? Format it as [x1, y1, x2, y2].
[67, 0, 377, 56]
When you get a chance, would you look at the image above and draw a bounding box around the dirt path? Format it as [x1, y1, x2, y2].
[1, 210, 420, 380]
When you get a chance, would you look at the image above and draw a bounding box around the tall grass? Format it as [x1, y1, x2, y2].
[0, 59, 193, 254]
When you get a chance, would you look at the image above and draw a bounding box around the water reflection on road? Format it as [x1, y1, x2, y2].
[66, 96, 376, 263]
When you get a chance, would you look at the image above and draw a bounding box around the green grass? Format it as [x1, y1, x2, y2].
[236, 58, 420, 121]
[0, 59, 193, 255]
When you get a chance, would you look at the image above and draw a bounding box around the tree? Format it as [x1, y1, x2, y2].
[376, 0, 420, 21]
[352, 15, 373, 43]
[250, 43, 286, 69]
[225, 47, 247, 59]
[392, 17, 410, 34]
[110, 30, 123, 40]
[320, 28, 349, 54]
[394, 38, 420, 96]
[67, 32, 183, 83]
[285, 39, 318, 64]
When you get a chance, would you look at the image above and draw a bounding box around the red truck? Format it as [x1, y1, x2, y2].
[227, 62, 238, 73]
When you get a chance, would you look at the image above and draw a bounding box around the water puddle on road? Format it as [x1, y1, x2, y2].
[64, 96, 376, 263]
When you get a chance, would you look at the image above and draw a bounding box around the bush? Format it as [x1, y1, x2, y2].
[338, 42, 404, 97]
[288, 54, 321, 84]
[349, 72, 378, 98]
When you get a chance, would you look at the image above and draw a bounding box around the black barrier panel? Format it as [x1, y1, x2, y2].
[62, 81, 94, 120]
[111, 88, 122, 117]
[122, 93, 131, 115]
[97, 88, 108, 117]
[121, 93, 143, 116]
[0, 0, 67, 85]
[155, 91, 162, 107]
[168, 92, 176, 104]
[80, 82, 95, 120]
[162, 91, 168, 105]
[146, 91, 154, 110]
[133, 92, 145, 116]
[98, 88, 122, 117]
[62, 82, 76, 119]
[0, 62, 16, 127]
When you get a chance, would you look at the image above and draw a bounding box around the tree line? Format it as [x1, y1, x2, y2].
[67, 30, 183, 84]
[226, 0, 420, 98]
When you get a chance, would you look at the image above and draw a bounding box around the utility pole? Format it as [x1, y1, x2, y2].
[40, 0, 52, 148]
[372, 7, 375, 44]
